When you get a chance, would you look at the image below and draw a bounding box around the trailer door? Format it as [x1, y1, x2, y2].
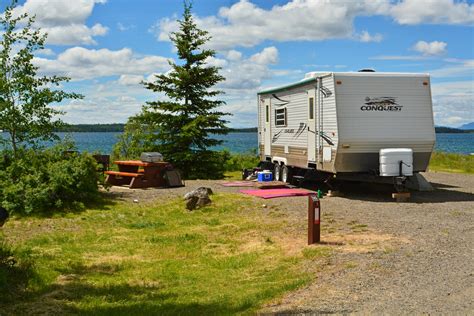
[307, 89, 316, 162]
[264, 98, 271, 156]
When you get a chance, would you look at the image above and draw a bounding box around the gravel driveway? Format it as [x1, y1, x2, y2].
[106, 172, 474, 314]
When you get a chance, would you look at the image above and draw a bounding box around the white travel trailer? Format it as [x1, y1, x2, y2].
[257, 70, 435, 190]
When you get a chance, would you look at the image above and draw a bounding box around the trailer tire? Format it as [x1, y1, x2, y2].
[242, 168, 250, 180]
[273, 163, 281, 181]
[281, 165, 292, 183]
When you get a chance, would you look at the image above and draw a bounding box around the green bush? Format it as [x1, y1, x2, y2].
[0, 146, 100, 215]
[185, 150, 231, 180]
[224, 150, 260, 172]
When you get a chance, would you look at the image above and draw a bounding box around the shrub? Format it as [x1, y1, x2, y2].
[224, 150, 260, 172]
[185, 150, 231, 180]
[0, 146, 100, 215]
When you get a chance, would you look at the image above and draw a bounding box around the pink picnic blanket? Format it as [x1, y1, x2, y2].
[220, 181, 255, 187]
[240, 188, 315, 199]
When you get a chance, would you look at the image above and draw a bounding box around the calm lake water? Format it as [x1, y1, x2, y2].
[1, 132, 473, 154]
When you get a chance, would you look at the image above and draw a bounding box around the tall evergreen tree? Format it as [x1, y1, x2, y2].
[134, 1, 230, 178]
[0, 0, 82, 158]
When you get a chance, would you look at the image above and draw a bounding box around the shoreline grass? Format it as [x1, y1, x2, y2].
[428, 151, 473, 174]
[1, 193, 327, 315]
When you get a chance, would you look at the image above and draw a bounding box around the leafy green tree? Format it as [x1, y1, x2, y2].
[112, 118, 157, 161]
[0, 0, 82, 158]
[131, 1, 230, 178]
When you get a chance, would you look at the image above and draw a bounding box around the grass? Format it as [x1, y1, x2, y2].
[224, 170, 243, 180]
[0, 236, 34, 303]
[1, 193, 328, 315]
[428, 151, 473, 174]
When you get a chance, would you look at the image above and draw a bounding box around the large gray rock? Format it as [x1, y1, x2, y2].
[184, 187, 213, 211]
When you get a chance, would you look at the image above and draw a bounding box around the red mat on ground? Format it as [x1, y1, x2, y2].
[240, 188, 315, 199]
[220, 181, 255, 187]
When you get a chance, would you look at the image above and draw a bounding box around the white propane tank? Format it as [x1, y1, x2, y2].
[379, 148, 413, 176]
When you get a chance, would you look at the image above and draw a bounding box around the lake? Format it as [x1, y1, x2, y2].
[1, 132, 473, 155]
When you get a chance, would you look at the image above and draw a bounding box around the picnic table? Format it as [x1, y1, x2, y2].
[105, 160, 171, 188]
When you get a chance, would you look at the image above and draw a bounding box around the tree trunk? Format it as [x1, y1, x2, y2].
[10, 130, 17, 159]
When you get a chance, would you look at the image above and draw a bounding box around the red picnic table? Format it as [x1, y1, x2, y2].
[105, 160, 171, 188]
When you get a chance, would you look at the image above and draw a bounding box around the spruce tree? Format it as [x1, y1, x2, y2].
[135, 1, 230, 179]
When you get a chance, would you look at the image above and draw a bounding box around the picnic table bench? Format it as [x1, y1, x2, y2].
[105, 160, 171, 188]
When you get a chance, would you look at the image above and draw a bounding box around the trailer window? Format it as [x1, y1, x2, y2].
[265, 105, 269, 123]
[275, 108, 287, 127]
[309, 97, 314, 120]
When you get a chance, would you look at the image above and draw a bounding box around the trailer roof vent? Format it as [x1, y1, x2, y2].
[358, 68, 376, 72]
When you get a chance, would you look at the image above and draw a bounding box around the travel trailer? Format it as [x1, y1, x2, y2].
[257, 70, 435, 190]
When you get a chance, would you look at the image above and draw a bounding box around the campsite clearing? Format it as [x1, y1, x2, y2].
[2, 172, 473, 314]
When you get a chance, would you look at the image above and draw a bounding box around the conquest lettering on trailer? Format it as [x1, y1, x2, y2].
[361, 96, 403, 112]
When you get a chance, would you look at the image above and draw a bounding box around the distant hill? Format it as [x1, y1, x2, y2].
[458, 122, 474, 130]
[435, 126, 474, 133]
[56, 124, 125, 132]
[55, 124, 258, 133]
[231, 127, 258, 132]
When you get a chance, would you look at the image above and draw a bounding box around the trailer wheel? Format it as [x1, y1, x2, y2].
[281, 165, 292, 183]
[242, 168, 250, 180]
[273, 163, 281, 181]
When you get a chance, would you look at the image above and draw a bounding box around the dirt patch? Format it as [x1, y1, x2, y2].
[324, 232, 410, 254]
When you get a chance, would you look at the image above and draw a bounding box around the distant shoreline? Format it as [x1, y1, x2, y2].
[54, 124, 257, 133]
[52, 124, 472, 134]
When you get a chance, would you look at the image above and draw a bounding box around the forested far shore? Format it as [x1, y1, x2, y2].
[52, 124, 472, 134]
[54, 124, 258, 133]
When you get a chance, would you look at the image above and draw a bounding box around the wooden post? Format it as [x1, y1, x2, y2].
[308, 194, 321, 244]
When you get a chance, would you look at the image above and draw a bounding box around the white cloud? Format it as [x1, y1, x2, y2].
[429, 59, 474, 78]
[218, 46, 279, 90]
[370, 55, 428, 61]
[13, 0, 108, 45]
[249, 47, 278, 64]
[34, 47, 171, 80]
[413, 41, 447, 56]
[117, 95, 137, 103]
[153, 0, 389, 50]
[36, 48, 55, 56]
[48, 46, 280, 126]
[53, 78, 154, 124]
[226, 50, 242, 61]
[204, 56, 228, 68]
[118, 74, 145, 86]
[390, 0, 474, 25]
[432, 80, 474, 127]
[357, 31, 383, 43]
[117, 22, 135, 32]
[153, 0, 472, 51]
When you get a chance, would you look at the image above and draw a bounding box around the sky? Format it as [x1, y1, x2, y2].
[3, 0, 474, 127]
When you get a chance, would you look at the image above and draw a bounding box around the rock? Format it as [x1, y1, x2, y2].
[185, 196, 199, 210]
[184, 187, 213, 211]
[196, 196, 212, 207]
[0, 206, 8, 227]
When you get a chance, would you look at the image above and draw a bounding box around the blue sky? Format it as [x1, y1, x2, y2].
[6, 0, 474, 127]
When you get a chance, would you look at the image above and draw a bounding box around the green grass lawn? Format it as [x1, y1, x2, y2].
[428, 151, 474, 174]
[2, 193, 328, 315]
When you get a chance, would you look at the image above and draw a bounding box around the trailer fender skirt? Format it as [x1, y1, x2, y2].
[272, 157, 288, 165]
